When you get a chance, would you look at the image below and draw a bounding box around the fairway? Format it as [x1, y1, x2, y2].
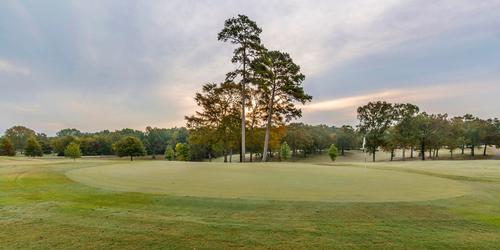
[66, 161, 470, 202]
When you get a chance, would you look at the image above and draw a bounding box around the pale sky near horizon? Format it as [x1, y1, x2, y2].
[1, 0, 500, 135]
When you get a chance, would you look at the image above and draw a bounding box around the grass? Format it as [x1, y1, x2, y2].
[1, 153, 500, 249]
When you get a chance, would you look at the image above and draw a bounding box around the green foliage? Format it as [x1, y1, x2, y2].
[0, 137, 16, 156]
[36, 133, 53, 154]
[113, 136, 146, 161]
[4, 125, 36, 152]
[52, 135, 78, 156]
[335, 125, 358, 155]
[64, 142, 82, 160]
[175, 143, 190, 161]
[357, 101, 396, 162]
[328, 144, 338, 161]
[24, 137, 43, 157]
[164, 145, 174, 161]
[280, 142, 291, 161]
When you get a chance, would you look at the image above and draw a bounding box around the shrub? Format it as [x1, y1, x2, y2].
[175, 143, 190, 161]
[64, 142, 82, 160]
[164, 145, 174, 161]
[328, 144, 338, 161]
[280, 142, 291, 161]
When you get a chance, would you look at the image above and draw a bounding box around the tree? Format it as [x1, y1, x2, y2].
[0, 138, 16, 156]
[219, 14, 264, 162]
[335, 125, 358, 156]
[4, 125, 36, 153]
[145, 126, 171, 159]
[252, 50, 312, 161]
[328, 144, 338, 161]
[463, 114, 481, 157]
[357, 101, 395, 162]
[56, 128, 82, 137]
[64, 142, 81, 161]
[280, 141, 291, 161]
[414, 113, 433, 161]
[52, 135, 78, 156]
[24, 137, 43, 157]
[393, 103, 420, 160]
[36, 133, 53, 154]
[164, 145, 174, 161]
[175, 143, 190, 161]
[283, 123, 313, 157]
[186, 82, 241, 162]
[113, 136, 146, 161]
[445, 117, 464, 158]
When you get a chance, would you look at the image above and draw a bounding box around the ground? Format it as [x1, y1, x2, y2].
[1, 151, 500, 249]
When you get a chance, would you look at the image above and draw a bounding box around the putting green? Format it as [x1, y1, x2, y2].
[66, 161, 470, 202]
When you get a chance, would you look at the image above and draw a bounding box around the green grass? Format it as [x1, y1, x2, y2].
[1, 154, 500, 249]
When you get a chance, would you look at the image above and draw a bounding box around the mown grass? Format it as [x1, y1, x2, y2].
[1, 156, 500, 249]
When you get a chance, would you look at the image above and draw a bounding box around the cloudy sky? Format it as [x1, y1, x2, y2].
[1, 0, 500, 135]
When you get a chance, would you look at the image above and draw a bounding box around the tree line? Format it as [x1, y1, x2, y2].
[358, 101, 500, 161]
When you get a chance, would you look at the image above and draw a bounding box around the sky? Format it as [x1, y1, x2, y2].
[1, 0, 500, 135]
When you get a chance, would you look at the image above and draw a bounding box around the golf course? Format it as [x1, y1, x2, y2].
[2, 153, 500, 249]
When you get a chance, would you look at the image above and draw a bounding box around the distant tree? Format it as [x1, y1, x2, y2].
[52, 135, 78, 156]
[4, 125, 36, 153]
[393, 103, 420, 160]
[56, 128, 82, 137]
[164, 145, 175, 161]
[0, 138, 16, 156]
[175, 143, 190, 161]
[113, 136, 146, 161]
[252, 50, 312, 161]
[382, 127, 399, 161]
[463, 114, 481, 157]
[357, 101, 395, 162]
[280, 141, 291, 161]
[283, 123, 313, 157]
[24, 137, 43, 157]
[335, 125, 358, 156]
[36, 133, 53, 154]
[219, 14, 264, 162]
[328, 144, 338, 161]
[414, 113, 433, 161]
[186, 82, 240, 162]
[445, 117, 465, 158]
[145, 126, 171, 159]
[64, 142, 82, 161]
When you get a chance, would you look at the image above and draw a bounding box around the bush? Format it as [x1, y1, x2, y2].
[64, 142, 82, 160]
[164, 145, 174, 161]
[328, 144, 338, 161]
[280, 142, 291, 161]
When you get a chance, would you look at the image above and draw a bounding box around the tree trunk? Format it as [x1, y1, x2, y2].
[130, 155, 133, 161]
[450, 149, 453, 159]
[341, 147, 345, 156]
[230, 148, 233, 163]
[262, 84, 276, 162]
[402, 148, 406, 161]
[390, 149, 394, 161]
[372, 148, 376, 162]
[461, 145, 465, 155]
[436, 149, 439, 158]
[484, 144, 488, 156]
[421, 143, 426, 161]
[410, 147, 414, 158]
[471, 145, 475, 157]
[240, 49, 247, 163]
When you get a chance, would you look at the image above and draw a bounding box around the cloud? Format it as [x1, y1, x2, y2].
[0, 59, 30, 75]
[302, 81, 500, 113]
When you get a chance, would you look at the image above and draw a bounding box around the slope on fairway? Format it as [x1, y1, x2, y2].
[66, 161, 470, 202]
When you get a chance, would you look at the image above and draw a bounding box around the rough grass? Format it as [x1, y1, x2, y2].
[1, 155, 500, 249]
